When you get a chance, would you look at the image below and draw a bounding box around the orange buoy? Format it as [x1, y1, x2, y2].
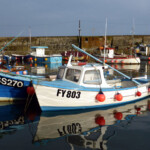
[114, 93, 123, 101]
[23, 71, 27, 75]
[16, 71, 19, 75]
[114, 112, 123, 120]
[95, 116, 105, 126]
[96, 91, 105, 102]
[27, 86, 35, 95]
[105, 59, 107, 63]
[115, 60, 118, 63]
[136, 91, 142, 96]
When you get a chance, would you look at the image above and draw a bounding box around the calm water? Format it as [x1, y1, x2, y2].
[1, 61, 150, 150]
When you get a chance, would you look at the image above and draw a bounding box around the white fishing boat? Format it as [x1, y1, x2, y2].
[94, 19, 140, 64]
[32, 45, 150, 111]
[95, 47, 140, 64]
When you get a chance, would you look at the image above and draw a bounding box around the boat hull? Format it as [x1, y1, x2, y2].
[99, 57, 140, 64]
[0, 73, 31, 101]
[33, 83, 150, 111]
[26, 54, 62, 63]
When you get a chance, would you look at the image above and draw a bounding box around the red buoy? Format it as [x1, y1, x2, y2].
[136, 107, 141, 114]
[136, 107, 141, 112]
[115, 65, 118, 69]
[114, 112, 123, 120]
[27, 86, 35, 95]
[111, 60, 114, 63]
[95, 116, 105, 126]
[114, 93, 123, 101]
[136, 91, 142, 96]
[96, 91, 105, 102]
[28, 112, 37, 121]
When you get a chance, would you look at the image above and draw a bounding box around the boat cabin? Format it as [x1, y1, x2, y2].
[100, 47, 114, 58]
[30, 46, 48, 57]
[56, 63, 110, 88]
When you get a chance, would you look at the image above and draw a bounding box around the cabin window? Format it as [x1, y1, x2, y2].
[85, 37, 88, 42]
[83, 70, 101, 85]
[57, 68, 65, 79]
[65, 69, 81, 82]
[32, 49, 36, 52]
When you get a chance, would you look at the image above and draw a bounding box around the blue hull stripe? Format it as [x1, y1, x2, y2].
[40, 95, 150, 111]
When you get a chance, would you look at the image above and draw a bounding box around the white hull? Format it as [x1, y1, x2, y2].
[33, 82, 149, 111]
[99, 57, 140, 64]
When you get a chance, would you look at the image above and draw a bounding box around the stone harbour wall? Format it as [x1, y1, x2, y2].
[0, 35, 150, 55]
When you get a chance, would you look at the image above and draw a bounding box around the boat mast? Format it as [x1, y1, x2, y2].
[104, 18, 107, 65]
[131, 18, 135, 56]
[29, 26, 32, 47]
[78, 20, 81, 48]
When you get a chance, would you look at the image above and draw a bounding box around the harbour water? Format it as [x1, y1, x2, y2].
[0, 61, 150, 150]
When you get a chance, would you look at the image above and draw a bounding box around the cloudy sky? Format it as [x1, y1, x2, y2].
[0, 0, 150, 37]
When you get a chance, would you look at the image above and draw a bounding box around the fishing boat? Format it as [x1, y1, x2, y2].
[135, 44, 150, 61]
[0, 65, 47, 101]
[0, 72, 33, 101]
[61, 50, 89, 64]
[32, 45, 150, 111]
[94, 47, 141, 64]
[0, 64, 28, 75]
[25, 46, 62, 65]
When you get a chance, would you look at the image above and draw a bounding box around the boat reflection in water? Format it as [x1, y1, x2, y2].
[0, 99, 40, 137]
[32, 98, 150, 149]
[0, 102, 26, 134]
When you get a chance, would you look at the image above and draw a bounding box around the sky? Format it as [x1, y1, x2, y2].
[0, 0, 150, 37]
